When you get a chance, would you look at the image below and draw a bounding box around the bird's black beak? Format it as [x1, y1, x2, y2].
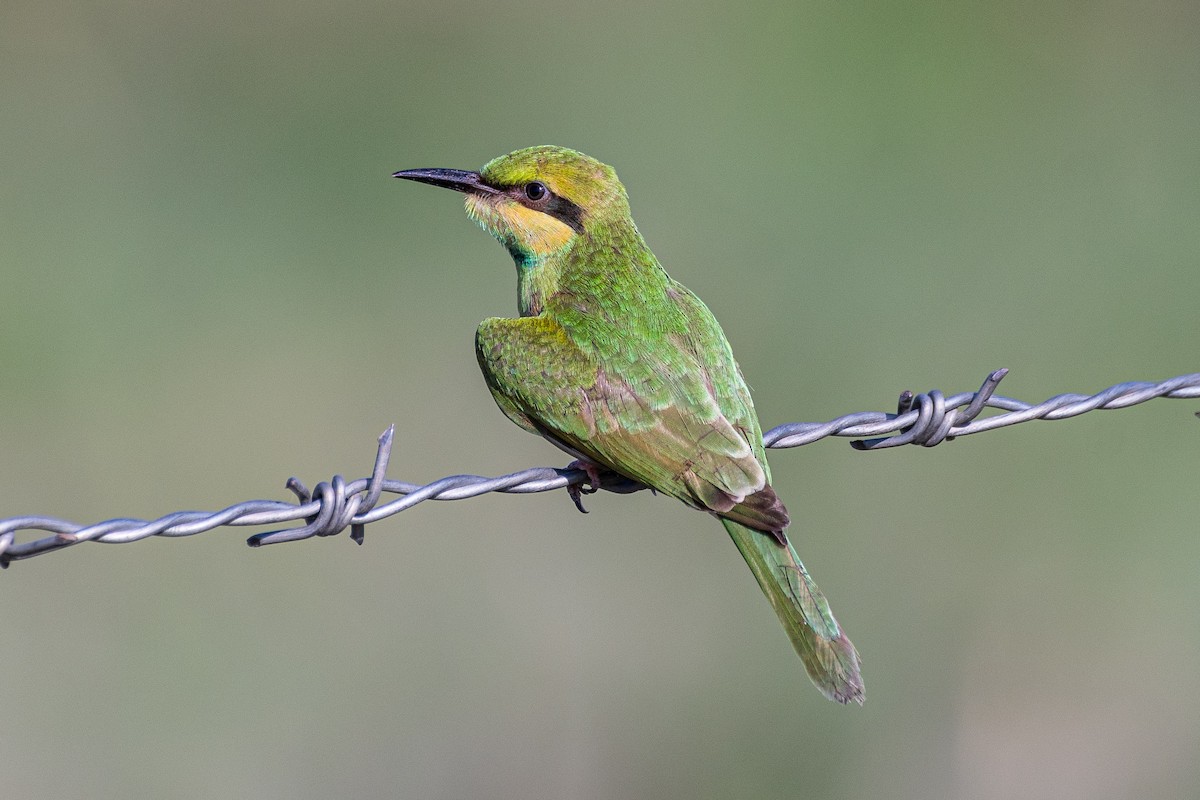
[392, 168, 499, 195]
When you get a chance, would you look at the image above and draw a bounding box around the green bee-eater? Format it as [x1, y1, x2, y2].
[394, 146, 863, 704]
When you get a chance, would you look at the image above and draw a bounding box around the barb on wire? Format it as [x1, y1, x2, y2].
[2, 370, 1197, 567]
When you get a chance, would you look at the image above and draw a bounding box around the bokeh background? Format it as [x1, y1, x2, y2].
[3, 1, 1198, 797]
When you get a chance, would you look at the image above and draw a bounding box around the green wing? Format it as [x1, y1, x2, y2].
[474, 290, 783, 531]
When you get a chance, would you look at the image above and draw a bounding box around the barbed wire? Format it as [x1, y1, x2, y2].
[2, 369, 1197, 568]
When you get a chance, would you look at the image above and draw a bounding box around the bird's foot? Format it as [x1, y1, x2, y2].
[566, 459, 602, 514]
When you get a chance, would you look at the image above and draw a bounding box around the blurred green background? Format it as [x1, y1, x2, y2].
[3, 1, 1198, 797]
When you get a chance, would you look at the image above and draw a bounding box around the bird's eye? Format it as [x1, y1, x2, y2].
[524, 181, 548, 202]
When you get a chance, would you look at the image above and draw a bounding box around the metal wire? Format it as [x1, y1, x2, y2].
[2, 369, 1197, 567]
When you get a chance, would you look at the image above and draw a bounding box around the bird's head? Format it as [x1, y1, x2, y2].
[394, 146, 628, 264]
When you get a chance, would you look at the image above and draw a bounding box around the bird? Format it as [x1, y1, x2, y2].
[393, 146, 863, 704]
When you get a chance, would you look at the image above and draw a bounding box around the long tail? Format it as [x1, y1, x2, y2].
[722, 519, 864, 704]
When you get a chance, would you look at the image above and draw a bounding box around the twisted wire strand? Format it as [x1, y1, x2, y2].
[2, 370, 1197, 567]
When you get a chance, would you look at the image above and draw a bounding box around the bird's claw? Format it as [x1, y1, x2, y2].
[566, 460, 602, 514]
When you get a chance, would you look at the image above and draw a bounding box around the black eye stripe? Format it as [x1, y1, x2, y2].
[506, 182, 585, 234]
[543, 194, 585, 234]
